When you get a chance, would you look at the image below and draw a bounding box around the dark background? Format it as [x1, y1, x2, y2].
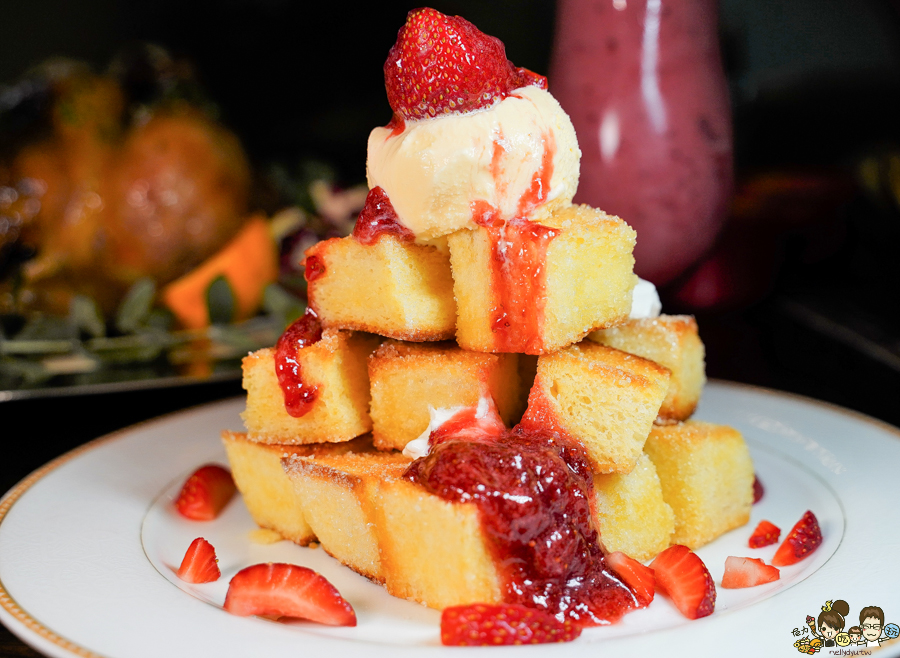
[1, 2, 900, 653]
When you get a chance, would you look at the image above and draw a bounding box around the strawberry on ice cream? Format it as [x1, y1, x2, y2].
[366, 8, 581, 242]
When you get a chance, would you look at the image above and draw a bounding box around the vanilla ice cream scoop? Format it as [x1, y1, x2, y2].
[366, 85, 581, 242]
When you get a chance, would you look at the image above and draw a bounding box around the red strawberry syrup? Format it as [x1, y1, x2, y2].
[473, 133, 559, 354]
[405, 425, 639, 625]
[352, 186, 415, 245]
[274, 308, 323, 417]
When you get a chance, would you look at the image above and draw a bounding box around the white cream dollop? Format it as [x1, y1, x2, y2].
[629, 278, 662, 319]
[402, 397, 494, 460]
[367, 86, 581, 242]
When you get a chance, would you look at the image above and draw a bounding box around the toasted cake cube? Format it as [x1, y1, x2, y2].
[221, 431, 372, 544]
[449, 205, 637, 354]
[643, 421, 754, 549]
[304, 235, 456, 341]
[521, 341, 670, 473]
[368, 341, 526, 451]
[241, 330, 379, 444]
[592, 453, 674, 561]
[589, 315, 706, 420]
[283, 450, 411, 582]
[372, 478, 502, 608]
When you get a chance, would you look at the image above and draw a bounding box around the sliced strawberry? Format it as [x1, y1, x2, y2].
[174, 464, 236, 521]
[176, 537, 220, 584]
[441, 603, 581, 646]
[384, 8, 546, 121]
[605, 551, 655, 607]
[649, 545, 716, 619]
[224, 563, 356, 626]
[721, 556, 780, 589]
[748, 520, 781, 548]
[771, 510, 822, 566]
[753, 474, 764, 503]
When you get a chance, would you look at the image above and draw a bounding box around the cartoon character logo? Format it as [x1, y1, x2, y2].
[794, 601, 895, 652]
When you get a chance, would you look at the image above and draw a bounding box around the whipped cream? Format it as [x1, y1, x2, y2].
[367, 86, 581, 242]
[402, 397, 494, 460]
[629, 278, 662, 319]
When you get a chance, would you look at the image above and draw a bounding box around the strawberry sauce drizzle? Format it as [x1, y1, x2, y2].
[405, 424, 639, 625]
[474, 133, 558, 354]
[274, 308, 323, 417]
[352, 186, 415, 245]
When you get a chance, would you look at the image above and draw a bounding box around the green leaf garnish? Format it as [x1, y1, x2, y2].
[206, 275, 236, 326]
[116, 278, 156, 333]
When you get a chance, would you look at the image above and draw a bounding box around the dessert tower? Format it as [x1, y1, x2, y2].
[225, 8, 753, 625]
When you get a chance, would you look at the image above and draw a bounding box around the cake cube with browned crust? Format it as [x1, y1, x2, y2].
[592, 453, 674, 561]
[643, 421, 754, 549]
[304, 234, 456, 341]
[520, 341, 670, 474]
[368, 340, 526, 451]
[283, 449, 411, 582]
[589, 315, 706, 421]
[449, 205, 637, 354]
[241, 330, 380, 444]
[221, 431, 374, 545]
[371, 478, 503, 608]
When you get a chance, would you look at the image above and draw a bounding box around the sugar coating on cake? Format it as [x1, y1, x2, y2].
[241, 330, 379, 444]
[643, 420, 754, 549]
[283, 449, 411, 582]
[221, 431, 375, 544]
[449, 204, 636, 354]
[589, 315, 706, 420]
[368, 340, 526, 451]
[304, 234, 456, 341]
[592, 453, 675, 561]
[520, 341, 670, 473]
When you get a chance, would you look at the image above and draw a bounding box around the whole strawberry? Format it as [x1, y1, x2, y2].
[384, 8, 546, 121]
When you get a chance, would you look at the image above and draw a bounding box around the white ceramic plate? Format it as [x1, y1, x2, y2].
[2, 381, 899, 658]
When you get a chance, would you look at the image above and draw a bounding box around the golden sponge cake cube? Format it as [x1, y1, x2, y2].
[643, 421, 754, 549]
[372, 478, 503, 608]
[449, 205, 637, 354]
[589, 315, 706, 421]
[241, 330, 379, 444]
[368, 341, 526, 451]
[283, 450, 411, 582]
[304, 235, 456, 341]
[221, 431, 372, 544]
[593, 453, 674, 561]
[521, 341, 670, 473]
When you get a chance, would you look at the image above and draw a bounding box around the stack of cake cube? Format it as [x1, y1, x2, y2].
[222, 10, 754, 612]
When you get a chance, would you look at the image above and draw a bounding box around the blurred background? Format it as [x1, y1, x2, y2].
[2, 0, 900, 448]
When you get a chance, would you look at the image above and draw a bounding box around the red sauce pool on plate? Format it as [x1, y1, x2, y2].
[405, 425, 639, 624]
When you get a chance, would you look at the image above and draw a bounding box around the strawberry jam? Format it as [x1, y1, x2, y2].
[473, 214, 559, 354]
[274, 308, 323, 417]
[352, 186, 415, 245]
[405, 425, 639, 624]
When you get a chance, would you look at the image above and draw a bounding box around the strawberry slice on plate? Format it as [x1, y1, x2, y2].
[649, 545, 716, 619]
[224, 563, 356, 626]
[174, 464, 236, 521]
[771, 510, 822, 566]
[176, 537, 220, 584]
[748, 520, 781, 548]
[441, 603, 581, 646]
[721, 556, 780, 589]
[605, 551, 655, 607]
[384, 7, 546, 121]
